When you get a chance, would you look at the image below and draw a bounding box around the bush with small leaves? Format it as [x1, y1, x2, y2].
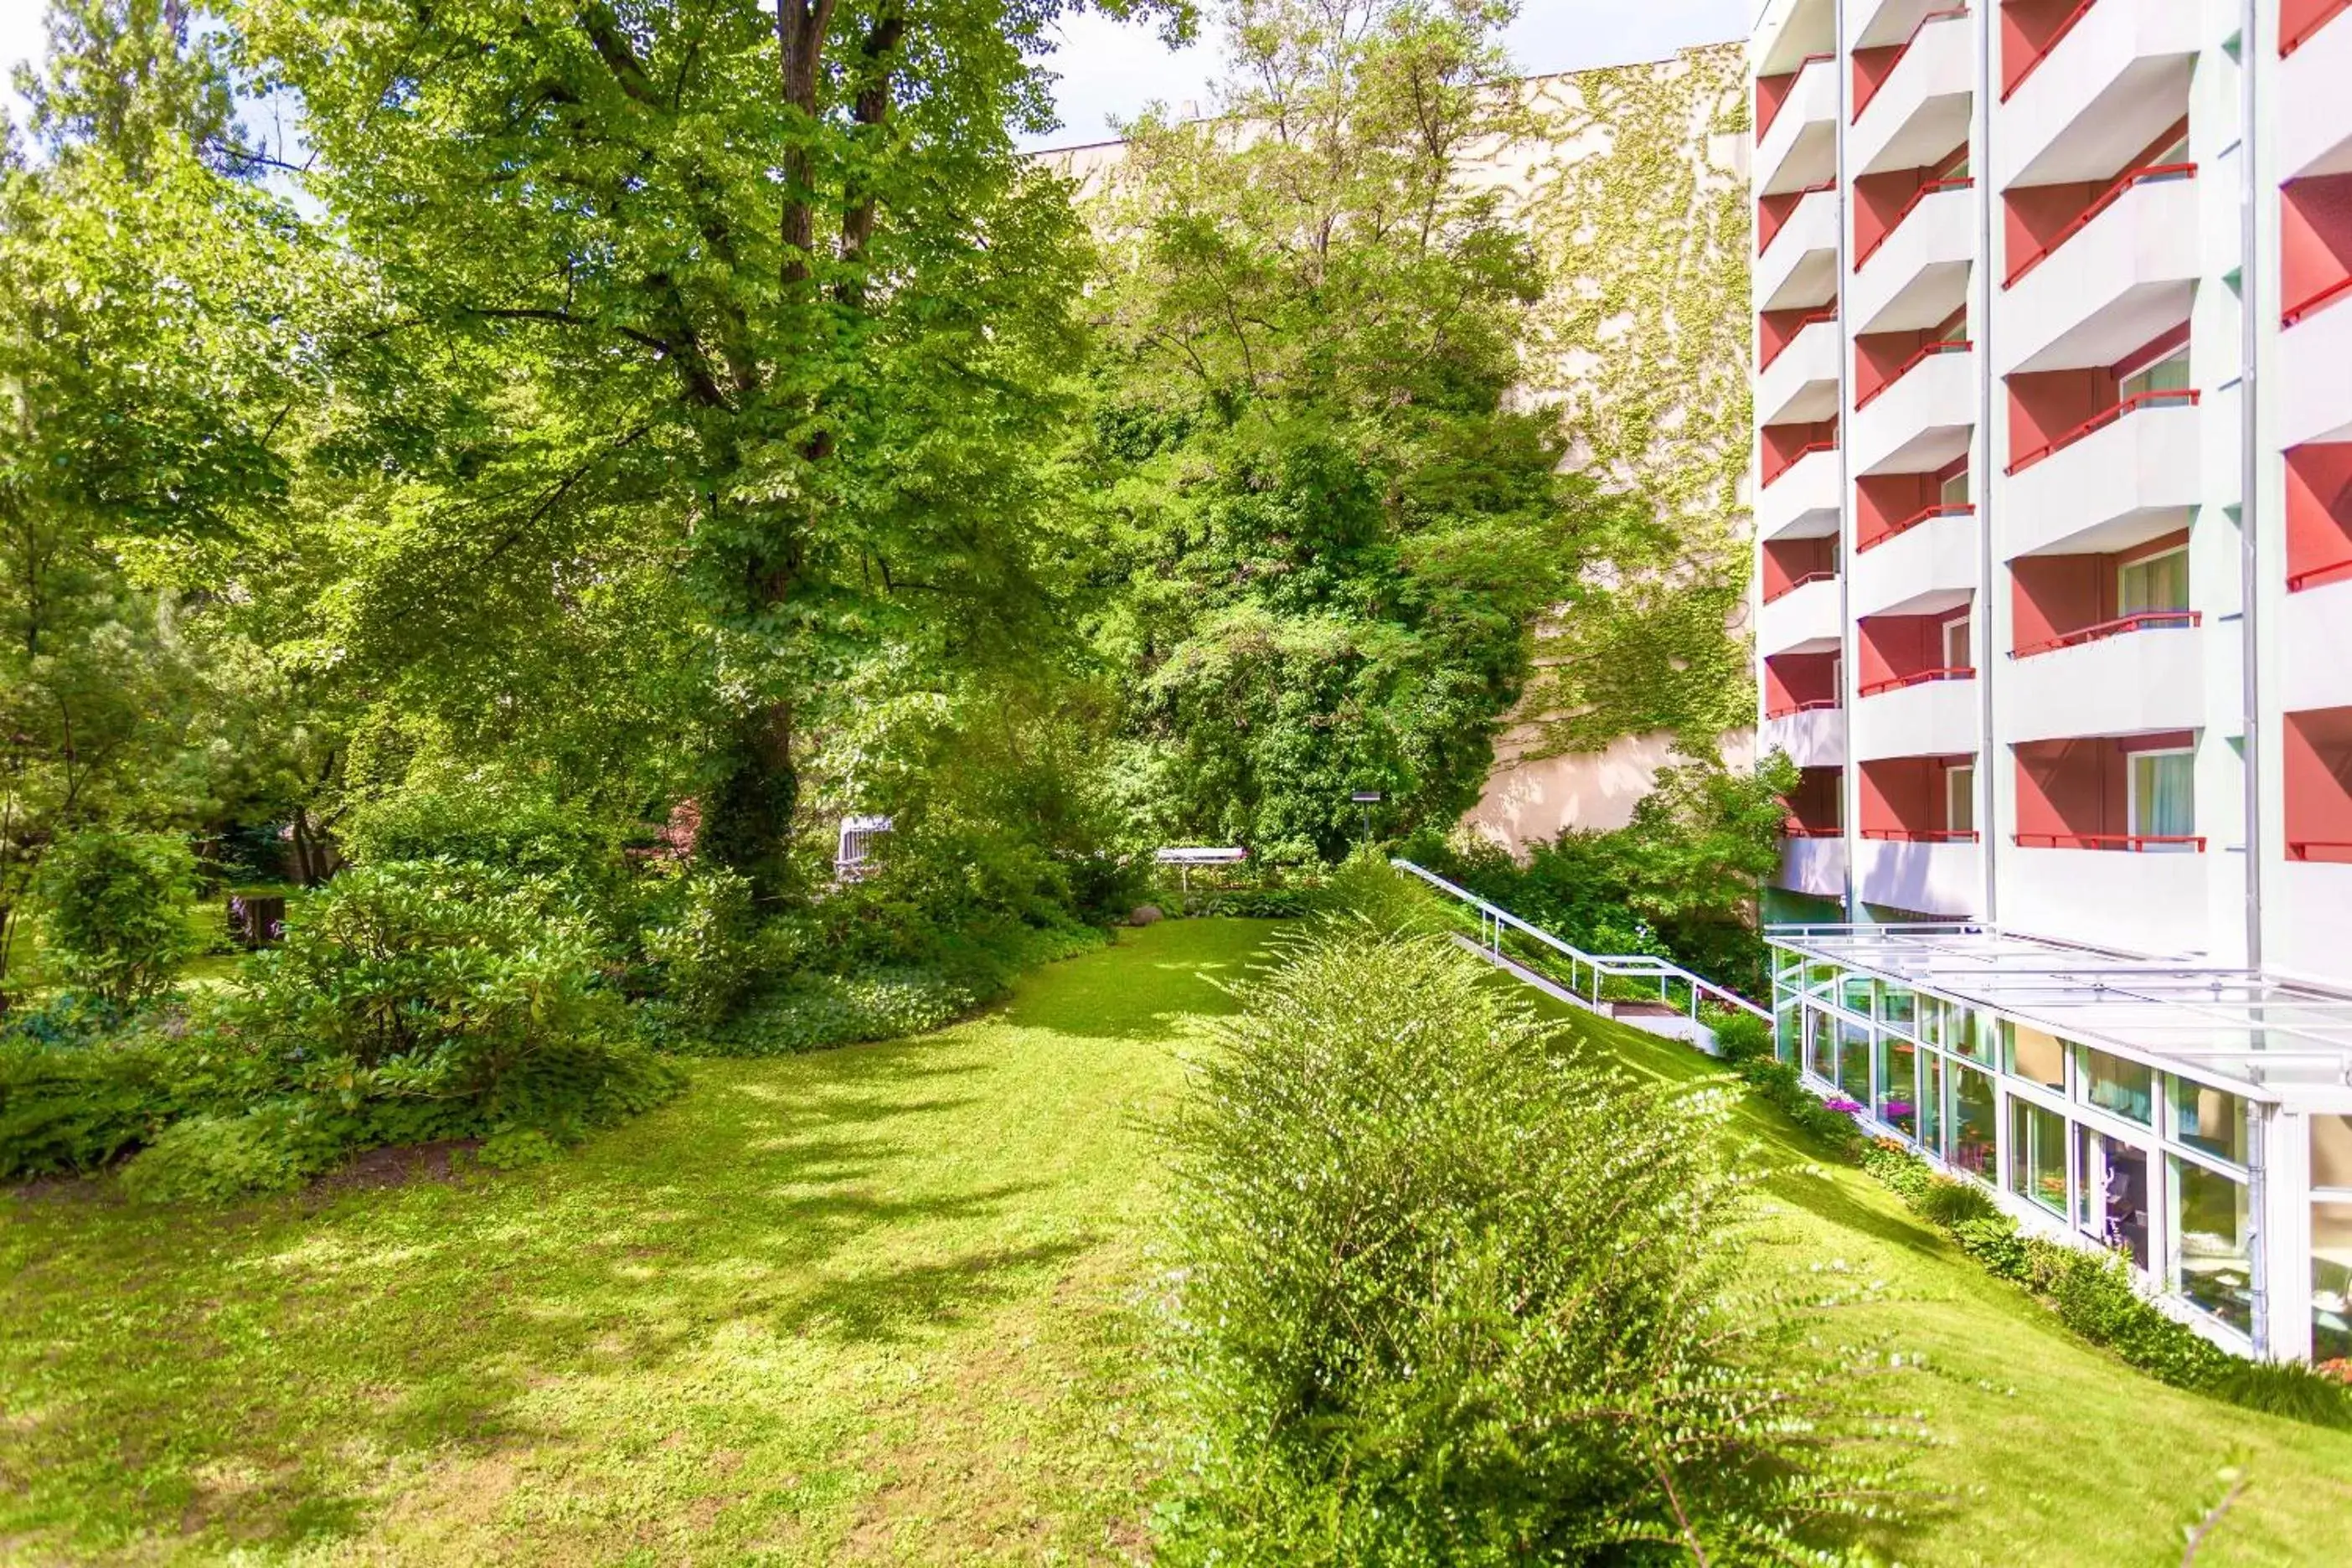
[30, 831, 199, 1008]
[1158, 923, 1916, 1564]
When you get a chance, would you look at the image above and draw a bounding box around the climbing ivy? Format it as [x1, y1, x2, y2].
[1513, 46, 1755, 757]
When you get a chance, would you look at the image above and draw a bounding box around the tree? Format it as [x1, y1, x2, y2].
[10, 0, 248, 178]
[1078, 0, 1620, 859]
[238, 0, 1193, 893]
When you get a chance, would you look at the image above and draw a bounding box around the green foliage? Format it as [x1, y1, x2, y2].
[1160, 921, 1911, 1561]
[29, 830, 199, 1007]
[1083, 1, 1611, 861]
[1403, 752, 1798, 993]
[117, 1109, 314, 1204]
[636, 866, 760, 1030]
[0, 1029, 167, 1179]
[1192, 888, 1312, 919]
[338, 772, 622, 891]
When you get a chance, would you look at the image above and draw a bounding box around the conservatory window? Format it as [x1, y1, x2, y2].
[2315, 1203, 2352, 1364]
[1949, 1063, 1997, 1178]
[1838, 1017, 1873, 1103]
[2169, 1080, 2246, 1165]
[2171, 1158, 2254, 1334]
[2077, 1127, 2151, 1270]
[2011, 1097, 2069, 1216]
[2005, 1021, 2067, 1091]
[1877, 1032, 1919, 1137]
[2079, 1046, 2153, 1126]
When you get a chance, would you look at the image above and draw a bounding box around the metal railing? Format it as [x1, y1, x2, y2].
[1391, 859, 1768, 1024]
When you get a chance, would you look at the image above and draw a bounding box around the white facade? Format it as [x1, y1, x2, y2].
[1751, 0, 2352, 1362]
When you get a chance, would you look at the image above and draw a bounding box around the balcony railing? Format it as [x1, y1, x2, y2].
[1863, 828, 1981, 843]
[2006, 389, 2199, 475]
[1784, 823, 1845, 838]
[1760, 179, 1837, 255]
[2284, 273, 2352, 329]
[2284, 0, 2352, 54]
[2289, 839, 2352, 862]
[1763, 438, 1839, 487]
[1855, 339, 1971, 408]
[2009, 608, 2200, 658]
[1854, 6, 1973, 121]
[1765, 696, 1841, 719]
[2014, 831, 2206, 851]
[2004, 163, 2197, 287]
[2001, 0, 2099, 101]
[1854, 178, 1974, 270]
[1762, 570, 1837, 603]
[1759, 307, 1839, 369]
[1859, 665, 1975, 697]
[1757, 53, 1836, 139]
[1859, 500, 1973, 553]
[2289, 557, 2352, 593]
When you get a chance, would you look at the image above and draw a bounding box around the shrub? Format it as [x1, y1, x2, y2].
[1159, 924, 1911, 1563]
[30, 830, 199, 1008]
[1736, 1053, 1865, 1160]
[0, 1030, 171, 1179]
[637, 865, 759, 1029]
[1709, 1007, 1772, 1063]
[117, 1109, 317, 1204]
[704, 968, 980, 1056]
[1916, 1173, 1999, 1227]
[1195, 887, 1313, 919]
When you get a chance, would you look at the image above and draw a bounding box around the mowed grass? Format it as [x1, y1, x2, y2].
[1501, 975, 2352, 1568]
[0, 919, 1275, 1565]
[5, 922, 2351, 1565]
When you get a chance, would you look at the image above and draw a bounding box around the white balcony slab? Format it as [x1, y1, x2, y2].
[1851, 508, 1975, 617]
[1995, 172, 2196, 375]
[1850, 11, 1973, 177]
[1994, 0, 2197, 191]
[1856, 838, 1981, 916]
[2282, 577, 2352, 714]
[1853, 346, 1975, 475]
[2271, 862, 2352, 992]
[1852, 674, 1978, 760]
[1756, 186, 1840, 312]
[1757, 446, 1842, 540]
[1762, 707, 1846, 768]
[1758, 56, 1839, 196]
[2280, 297, 2352, 451]
[1851, 183, 1973, 335]
[1759, 575, 1843, 657]
[2000, 623, 2205, 744]
[1778, 833, 1848, 899]
[1754, 0, 1836, 77]
[1757, 319, 1842, 426]
[2000, 400, 2198, 558]
[2280, 4, 2352, 181]
[2004, 845, 2210, 959]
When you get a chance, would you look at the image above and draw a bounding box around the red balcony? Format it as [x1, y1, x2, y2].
[2287, 444, 2352, 592]
[2287, 707, 2352, 863]
[2014, 831, 2205, 850]
[2283, 173, 2352, 327]
[2005, 162, 2195, 287]
[1782, 764, 1844, 838]
[1859, 501, 1973, 554]
[1759, 179, 1838, 255]
[1859, 754, 1978, 843]
[1759, 305, 1839, 370]
[1854, 6, 1975, 121]
[1765, 648, 1840, 719]
[1864, 828, 1981, 843]
[2284, 0, 2352, 55]
[1763, 417, 1840, 487]
[1757, 53, 1835, 140]
[2011, 610, 2199, 658]
[1856, 178, 1975, 270]
[2007, 389, 2197, 473]
[1859, 665, 1975, 697]
[1855, 338, 1972, 408]
[2000, 0, 2098, 101]
[2013, 732, 2200, 852]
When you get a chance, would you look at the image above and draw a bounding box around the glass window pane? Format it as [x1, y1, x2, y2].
[1807, 1007, 1835, 1081]
[1921, 1051, 1945, 1155]
[2129, 751, 2195, 841]
[1805, 961, 1838, 998]
[2010, 1097, 2068, 1215]
[1837, 1018, 1872, 1103]
[1880, 984, 1916, 1034]
[1952, 1008, 1996, 1065]
[2005, 1021, 2067, 1091]
[2078, 1128, 2151, 1270]
[1876, 1033, 1918, 1139]
[2079, 1047, 2153, 1125]
[2316, 1202, 2352, 1364]
[2171, 1158, 2254, 1334]
[2313, 1115, 2352, 1191]
[2170, 1080, 2246, 1165]
[1840, 974, 1876, 1018]
[1949, 1063, 1998, 1179]
[1775, 998, 1801, 1064]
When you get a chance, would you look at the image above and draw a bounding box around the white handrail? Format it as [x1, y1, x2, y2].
[1390, 859, 1769, 1022]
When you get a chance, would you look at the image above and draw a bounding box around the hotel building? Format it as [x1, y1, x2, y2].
[1748, 0, 2352, 1359]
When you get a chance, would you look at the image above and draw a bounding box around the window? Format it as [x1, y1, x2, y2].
[2117, 547, 2189, 615]
[2170, 1080, 2246, 1164]
[1840, 974, 1876, 1017]
[1939, 467, 1971, 507]
[2311, 1113, 2352, 1189]
[2171, 1158, 2254, 1333]
[2011, 1097, 2068, 1215]
[1807, 1008, 1837, 1081]
[2120, 347, 2190, 401]
[1949, 1062, 1995, 1176]
[2128, 750, 2195, 844]
[1942, 612, 1972, 670]
[2316, 1202, 2352, 1363]
[1877, 1032, 1918, 1137]
[1838, 1018, 1872, 1102]
[1947, 763, 1976, 837]
[2079, 1047, 2153, 1126]
[2079, 1128, 2151, 1269]
[2005, 1021, 2067, 1090]
[1952, 1008, 1997, 1066]
[1880, 984, 1916, 1033]
[1775, 996, 1802, 1064]
[1920, 1052, 1945, 1155]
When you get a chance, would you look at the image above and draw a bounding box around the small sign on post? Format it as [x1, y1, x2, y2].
[1153, 845, 1246, 895]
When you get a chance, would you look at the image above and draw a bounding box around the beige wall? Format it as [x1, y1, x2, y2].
[1466, 729, 1759, 851]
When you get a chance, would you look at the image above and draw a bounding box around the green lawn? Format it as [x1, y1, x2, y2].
[4, 921, 2350, 1565]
